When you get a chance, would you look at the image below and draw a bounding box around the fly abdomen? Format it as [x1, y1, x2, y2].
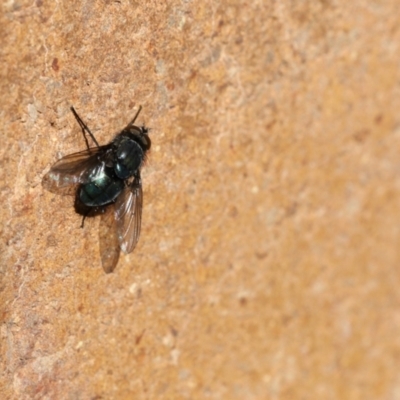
[79, 168, 124, 207]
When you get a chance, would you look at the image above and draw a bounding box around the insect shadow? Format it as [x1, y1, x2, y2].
[42, 106, 151, 273]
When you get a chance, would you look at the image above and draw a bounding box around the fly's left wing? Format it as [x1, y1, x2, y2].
[115, 176, 143, 254]
[42, 147, 107, 195]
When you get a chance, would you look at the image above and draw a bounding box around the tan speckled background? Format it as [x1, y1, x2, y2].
[1, 1, 400, 399]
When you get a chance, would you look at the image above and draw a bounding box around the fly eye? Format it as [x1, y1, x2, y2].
[140, 132, 151, 150]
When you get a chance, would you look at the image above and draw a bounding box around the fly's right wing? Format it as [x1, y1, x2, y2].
[115, 176, 143, 254]
[99, 204, 120, 273]
[42, 147, 107, 195]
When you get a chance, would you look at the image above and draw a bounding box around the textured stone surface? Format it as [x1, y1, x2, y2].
[1, 0, 400, 399]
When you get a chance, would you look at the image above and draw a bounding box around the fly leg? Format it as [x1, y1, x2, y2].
[70, 106, 100, 149]
[126, 105, 142, 128]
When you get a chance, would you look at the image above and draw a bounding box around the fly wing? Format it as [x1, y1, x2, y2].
[42, 147, 106, 195]
[99, 204, 120, 273]
[115, 177, 143, 254]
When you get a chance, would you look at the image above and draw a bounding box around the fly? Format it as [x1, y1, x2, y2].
[42, 105, 151, 273]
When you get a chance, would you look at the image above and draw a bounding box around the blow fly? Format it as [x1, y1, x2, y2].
[43, 106, 151, 273]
